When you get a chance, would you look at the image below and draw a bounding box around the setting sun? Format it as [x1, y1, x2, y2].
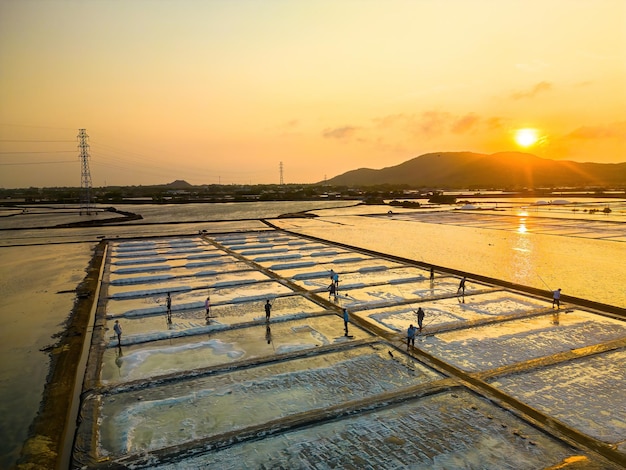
[515, 128, 540, 148]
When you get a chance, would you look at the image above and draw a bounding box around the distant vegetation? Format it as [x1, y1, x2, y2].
[0, 182, 623, 206]
[0, 183, 402, 204]
[1, 151, 624, 204]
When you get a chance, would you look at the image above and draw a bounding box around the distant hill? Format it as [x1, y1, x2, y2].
[164, 180, 193, 189]
[323, 152, 626, 188]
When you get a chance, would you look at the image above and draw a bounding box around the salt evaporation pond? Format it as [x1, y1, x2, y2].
[96, 345, 443, 455]
[416, 309, 626, 372]
[153, 390, 590, 470]
[71, 230, 625, 468]
[491, 349, 626, 453]
[6, 200, 621, 469]
[100, 314, 368, 384]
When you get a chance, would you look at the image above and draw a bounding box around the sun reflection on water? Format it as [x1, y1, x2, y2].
[518, 218, 528, 234]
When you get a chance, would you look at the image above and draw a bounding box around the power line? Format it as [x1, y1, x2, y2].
[0, 123, 76, 130]
[0, 126, 280, 185]
[0, 161, 76, 165]
[0, 151, 75, 154]
[0, 139, 75, 143]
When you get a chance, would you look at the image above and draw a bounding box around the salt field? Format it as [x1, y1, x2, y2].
[2, 200, 625, 469]
[73, 229, 625, 468]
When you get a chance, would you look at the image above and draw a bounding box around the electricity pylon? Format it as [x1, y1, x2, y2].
[78, 129, 93, 215]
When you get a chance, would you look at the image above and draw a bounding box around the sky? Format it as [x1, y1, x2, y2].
[0, 0, 625, 188]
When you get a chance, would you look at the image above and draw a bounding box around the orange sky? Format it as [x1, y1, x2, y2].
[0, 0, 624, 188]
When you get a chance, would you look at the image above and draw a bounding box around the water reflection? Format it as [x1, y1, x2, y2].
[265, 323, 273, 345]
[115, 346, 124, 377]
[511, 226, 534, 285]
[517, 217, 528, 234]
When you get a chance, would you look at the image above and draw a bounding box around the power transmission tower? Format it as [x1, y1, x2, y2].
[279, 161, 284, 185]
[77, 129, 93, 215]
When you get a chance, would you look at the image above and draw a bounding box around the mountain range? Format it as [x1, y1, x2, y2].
[322, 152, 626, 188]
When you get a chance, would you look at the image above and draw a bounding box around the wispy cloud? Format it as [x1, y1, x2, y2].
[414, 111, 451, 136]
[510, 81, 553, 100]
[485, 117, 506, 130]
[371, 114, 407, 129]
[326, 111, 501, 145]
[322, 126, 360, 140]
[451, 113, 481, 134]
[394, 111, 483, 137]
[372, 111, 453, 137]
[270, 119, 300, 136]
[567, 121, 626, 140]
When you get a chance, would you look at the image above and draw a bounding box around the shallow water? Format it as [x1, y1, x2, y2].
[419, 309, 626, 372]
[97, 345, 440, 455]
[0, 243, 94, 467]
[100, 314, 352, 385]
[154, 389, 591, 470]
[277, 208, 626, 308]
[491, 348, 626, 447]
